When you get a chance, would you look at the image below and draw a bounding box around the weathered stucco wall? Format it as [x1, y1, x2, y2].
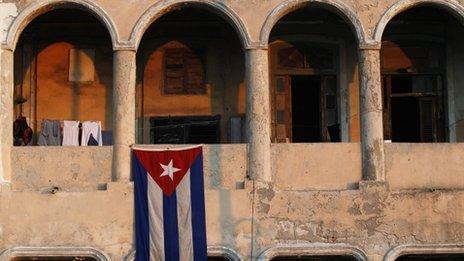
[271, 143, 361, 190]
[11, 145, 247, 191]
[2, 145, 252, 260]
[4, 0, 464, 49]
[4, 144, 464, 260]
[385, 143, 464, 190]
[11, 146, 113, 191]
[252, 181, 464, 260]
[2, 1, 464, 260]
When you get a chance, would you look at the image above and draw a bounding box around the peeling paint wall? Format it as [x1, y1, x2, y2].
[0, 3, 17, 43]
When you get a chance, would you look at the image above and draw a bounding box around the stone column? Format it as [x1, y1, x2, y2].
[0, 49, 14, 184]
[245, 48, 271, 181]
[359, 47, 385, 181]
[112, 50, 136, 182]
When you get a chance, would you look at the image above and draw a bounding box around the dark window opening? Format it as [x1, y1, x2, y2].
[291, 76, 322, 142]
[150, 115, 221, 144]
[12, 257, 98, 261]
[272, 255, 358, 261]
[396, 254, 464, 261]
[208, 257, 232, 261]
[382, 75, 444, 142]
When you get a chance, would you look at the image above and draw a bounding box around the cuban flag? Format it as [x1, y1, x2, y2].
[133, 146, 207, 261]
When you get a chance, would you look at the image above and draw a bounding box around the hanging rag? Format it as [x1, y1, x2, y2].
[62, 120, 80, 146]
[38, 119, 61, 146]
[13, 116, 33, 146]
[81, 121, 103, 146]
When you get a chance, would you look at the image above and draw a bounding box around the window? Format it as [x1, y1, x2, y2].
[272, 256, 358, 261]
[150, 115, 221, 144]
[381, 40, 446, 142]
[12, 257, 98, 261]
[395, 254, 464, 261]
[164, 47, 205, 95]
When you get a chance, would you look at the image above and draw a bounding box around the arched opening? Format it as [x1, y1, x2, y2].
[395, 253, 464, 261]
[271, 255, 359, 261]
[135, 5, 245, 145]
[12, 257, 98, 261]
[267, 5, 360, 143]
[381, 6, 464, 142]
[13, 8, 113, 146]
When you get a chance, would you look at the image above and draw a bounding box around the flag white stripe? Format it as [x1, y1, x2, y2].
[176, 169, 194, 261]
[148, 173, 165, 261]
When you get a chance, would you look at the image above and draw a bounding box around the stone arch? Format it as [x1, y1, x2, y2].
[259, 0, 366, 47]
[257, 243, 368, 261]
[383, 244, 464, 261]
[124, 246, 242, 261]
[0, 246, 110, 261]
[5, 0, 121, 51]
[374, 0, 464, 43]
[207, 245, 242, 261]
[129, 0, 252, 50]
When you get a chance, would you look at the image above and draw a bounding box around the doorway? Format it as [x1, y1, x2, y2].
[273, 75, 338, 143]
[291, 76, 321, 142]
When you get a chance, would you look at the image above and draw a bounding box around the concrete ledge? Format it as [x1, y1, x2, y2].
[257, 242, 368, 261]
[0, 246, 110, 261]
[383, 244, 464, 261]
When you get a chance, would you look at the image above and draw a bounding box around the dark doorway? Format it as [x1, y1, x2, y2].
[272, 255, 358, 261]
[291, 76, 321, 142]
[396, 254, 464, 261]
[391, 97, 421, 142]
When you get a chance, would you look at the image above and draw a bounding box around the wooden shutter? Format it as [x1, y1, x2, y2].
[184, 51, 204, 94]
[273, 76, 292, 142]
[164, 48, 205, 94]
[420, 98, 437, 142]
[321, 75, 337, 141]
[382, 76, 392, 140]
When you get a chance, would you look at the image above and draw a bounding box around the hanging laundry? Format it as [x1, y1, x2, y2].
[62, 120, 80, 146]
[38, 119, 61, 146]
[81, 121, 103, 146]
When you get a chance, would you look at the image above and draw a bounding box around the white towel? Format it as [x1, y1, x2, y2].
[81, 121, 103, 146]
[62, 120, 80, 146]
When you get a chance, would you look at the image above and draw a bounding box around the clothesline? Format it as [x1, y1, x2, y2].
[38, 119, 103, 146]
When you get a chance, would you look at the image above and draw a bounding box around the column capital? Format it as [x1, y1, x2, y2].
[359, 41, 381, 51]
[245, 42, 268, 51]
[113, 46, 137, 52]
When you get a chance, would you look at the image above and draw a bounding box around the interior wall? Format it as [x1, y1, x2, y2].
[35, 41, 113, 130]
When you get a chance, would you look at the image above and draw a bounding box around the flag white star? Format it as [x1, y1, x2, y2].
[160, 159, 181, 180]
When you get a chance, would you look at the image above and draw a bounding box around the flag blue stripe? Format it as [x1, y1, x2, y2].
[163, 192, 180, 261]
[133, 154, 150, 261]
[190, 153, 207, 261]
